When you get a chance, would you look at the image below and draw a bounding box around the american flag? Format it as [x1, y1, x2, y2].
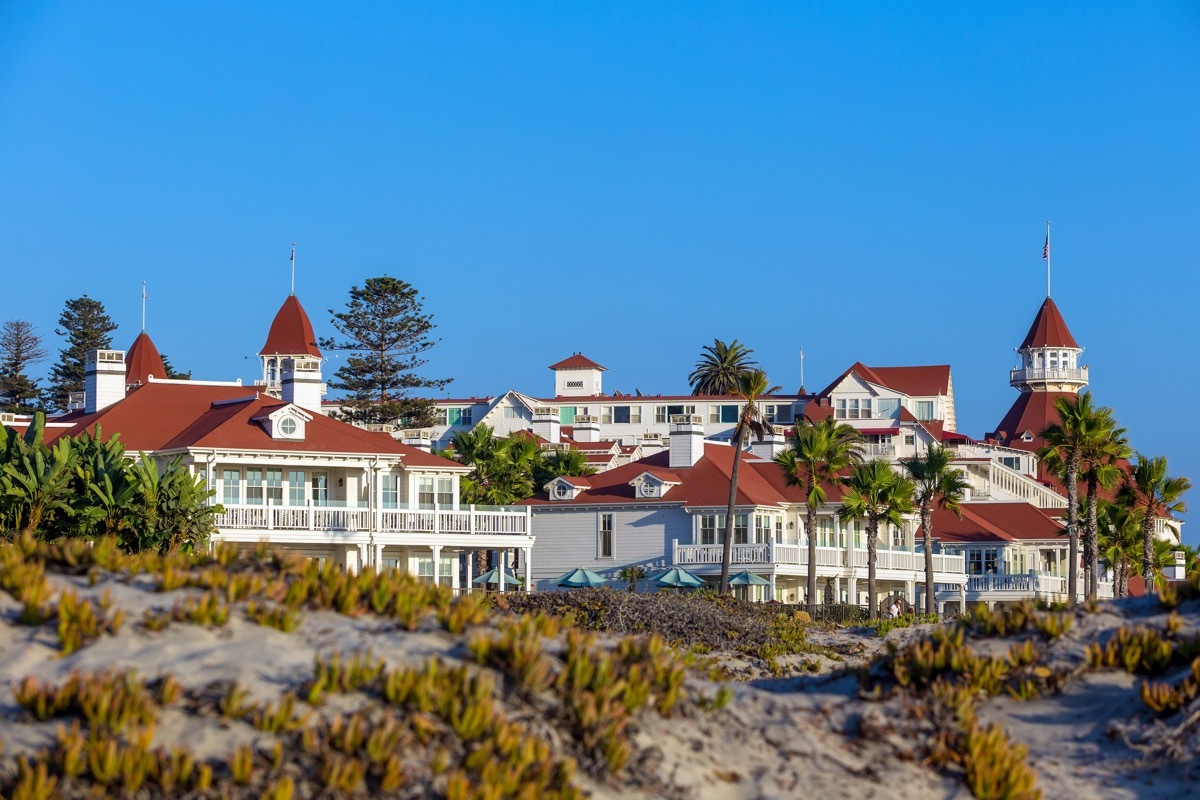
[1042, 236, 1049, 261]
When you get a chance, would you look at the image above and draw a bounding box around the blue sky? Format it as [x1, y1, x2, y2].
[2, 2, 1197, 537]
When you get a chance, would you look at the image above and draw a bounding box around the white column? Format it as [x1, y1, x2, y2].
[465, 549, 474, 593]
[905, 580, 915, 608]
[374, 543, 385, 573]
[847, 576, 857, 606]
[498, 549, 506, 592]
[523, 547, 532, 593]
[768, 572, 776, 602]
[431, 544, 442, 587]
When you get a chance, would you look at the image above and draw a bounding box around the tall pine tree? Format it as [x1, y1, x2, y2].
[321, 277, 451, 427]
[49, 295, 118, 411]
[0, 320, 48, 413]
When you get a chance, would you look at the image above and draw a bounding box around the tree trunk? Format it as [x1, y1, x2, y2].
[922, 504, 935, 616]
[806, 502, 818, 616]
[1118, 557, 1130, 597]
[719, 432, 743, 594]
[1065, 455, 1080, 605]
[867, 516, 878, 621]
[1085, 476, 1099, 601]
[1141, 510, 1156, 591]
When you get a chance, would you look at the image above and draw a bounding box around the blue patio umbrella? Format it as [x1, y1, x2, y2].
[654, 567, 706, 589]
[728, 570, 771, 586]
[472, 568, 524, 587]
[556, 566, 608, 589]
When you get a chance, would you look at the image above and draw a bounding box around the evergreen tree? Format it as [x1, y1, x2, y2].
[160, 354, 191, 380]
[0, 320, 48, 413]
[321, 277, 450, 427]
[49, 295, 118, 411]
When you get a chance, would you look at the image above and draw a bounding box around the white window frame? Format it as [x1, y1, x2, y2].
[598, 513, 614, 559]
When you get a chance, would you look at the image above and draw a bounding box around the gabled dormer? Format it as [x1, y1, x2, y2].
[628, 471, 680, 500]
[546, 476, 589, 501]
[253, 404, 314, 441]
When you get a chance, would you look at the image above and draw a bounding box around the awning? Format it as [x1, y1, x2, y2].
[858, 427, 900, 436]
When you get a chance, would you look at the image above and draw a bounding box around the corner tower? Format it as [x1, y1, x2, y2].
[259, 295, 322, 397]
[990, 297, 1088, 451]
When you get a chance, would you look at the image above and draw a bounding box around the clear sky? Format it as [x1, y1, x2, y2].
[2, 2, 1197, 538]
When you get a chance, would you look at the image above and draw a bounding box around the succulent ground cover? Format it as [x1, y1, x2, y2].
[2, 534, 1200, 799]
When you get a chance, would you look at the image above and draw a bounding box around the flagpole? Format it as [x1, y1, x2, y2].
[1045, 220, 1051, 298]
[290, 242, 296, 296]
[141, 281, 147, 332]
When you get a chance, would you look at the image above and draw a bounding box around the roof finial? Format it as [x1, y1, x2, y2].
[141, 281, 147, 332]
[290, 243, 297, 296]
[1042, 220, 1051, 298]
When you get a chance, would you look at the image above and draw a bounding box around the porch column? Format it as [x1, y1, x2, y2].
[465, 550, 474, 593]
[498, 550, 506, 592]
[430, 544, 442, 586]
[846, 576, 857, 606]
[523, 546, 532, 593]
[832, 576, 841, 606]
[374, 543, 385, 573]
[768, 572, 776, 602]
[905, 580, 915, 608]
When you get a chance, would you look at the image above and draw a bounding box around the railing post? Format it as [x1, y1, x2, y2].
[672, 539, 678, 564]
[433, 502, 440, 536]
[267, 497, 274, 530]
[469, 504, 476, 535]
[307, 499, 314, 531]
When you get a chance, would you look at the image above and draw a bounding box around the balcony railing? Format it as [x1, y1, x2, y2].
[672, 541, 965, 574]
[962, 571, 1113, 599]
[859, 444, 896, 457]
[1010, 367, 1088, 384]
[214, 501, 530, 536]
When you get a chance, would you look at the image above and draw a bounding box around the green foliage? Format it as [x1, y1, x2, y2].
[0, 319, 48, 414]
[450, 424, 595, 505]
[687, 338, 757, 396]
[870, 613, 940, 637]
[322, 276, 451, 427]
[48, 294, 117, 412]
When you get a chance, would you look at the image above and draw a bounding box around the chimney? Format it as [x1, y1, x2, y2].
[750, 426, 786, 461]
[669, 414, 705, 468]
[85, 350, 127, 413]
[532, 407, 561, 445]
[637, 432, 664, 455]
[402, 430, 433, 452]
[574, 414, 600, 443]
[281, 357, 324, 413]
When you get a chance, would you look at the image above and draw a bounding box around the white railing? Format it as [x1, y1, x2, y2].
[859, 444, 896, 457]
[986, 461, 1069, 509]
[215, 501, 529, 536]
[1010, 367, 1088, 384]
[963, 571, 1114, 600]
[671, 542, 964, 574]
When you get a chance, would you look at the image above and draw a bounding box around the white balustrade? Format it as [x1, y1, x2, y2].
[215, 503, 529, 536]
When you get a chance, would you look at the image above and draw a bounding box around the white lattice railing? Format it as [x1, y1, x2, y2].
[214, 502, 529, 536]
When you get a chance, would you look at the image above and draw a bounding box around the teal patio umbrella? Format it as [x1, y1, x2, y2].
[654, 567, 706, 589]
[556, 566, 608, 589]
[472, 568, 524, 587]
[728, 570, 771, 586]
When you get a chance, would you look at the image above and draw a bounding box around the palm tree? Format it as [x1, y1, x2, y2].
[1120, 453, 1191, 586]
[718, 370, 780, 593]
[533, 448, 596, 489]
[902, 444, 970, 615]
[839, 460, 915, 621]
[619, 565, 647, 593]
[688, 339, 757, 396]
[1097, 500, 1143, 597]
[1038, 391, 1104, 605]
[1077, 409, 1129, 600]
[775, 418, 863, 614]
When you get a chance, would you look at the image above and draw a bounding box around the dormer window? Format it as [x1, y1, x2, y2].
[554, 483, 571, 499]
[254, 404, 314, 441]
[547, 477, 586, 501]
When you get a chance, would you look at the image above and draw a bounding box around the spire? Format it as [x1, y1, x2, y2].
[260, 295, 322, 358]
[126, 331, 166, 385]
[1019, 297, 1079, 349]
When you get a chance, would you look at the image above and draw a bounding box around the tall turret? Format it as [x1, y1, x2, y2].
[259, 295, 322, 397]
[990, 297, 1088, 451]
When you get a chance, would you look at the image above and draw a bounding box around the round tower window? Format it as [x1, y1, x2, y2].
[280, 418, 297, 435]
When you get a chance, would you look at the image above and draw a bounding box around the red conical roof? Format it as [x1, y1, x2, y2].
[1020, 298, 1079, 349]
[126, 331, 167, 385]
[260, 295, 322, 357]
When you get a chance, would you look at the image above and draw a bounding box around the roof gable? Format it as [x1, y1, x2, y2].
[548, 353, 607, 371]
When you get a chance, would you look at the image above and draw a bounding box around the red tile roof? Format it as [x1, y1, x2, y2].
[931, 502, 1065, 544]
[813, 362, 951, 400]
[548, 353, 606, 371]
[1019, 298, 1079, 349]
[523, 444, 841, 508]
[260, 295, 322, 358]
[988, 391, 1073, 453]
[125, 332, 167, 386]
[58, 382, 456, 467]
